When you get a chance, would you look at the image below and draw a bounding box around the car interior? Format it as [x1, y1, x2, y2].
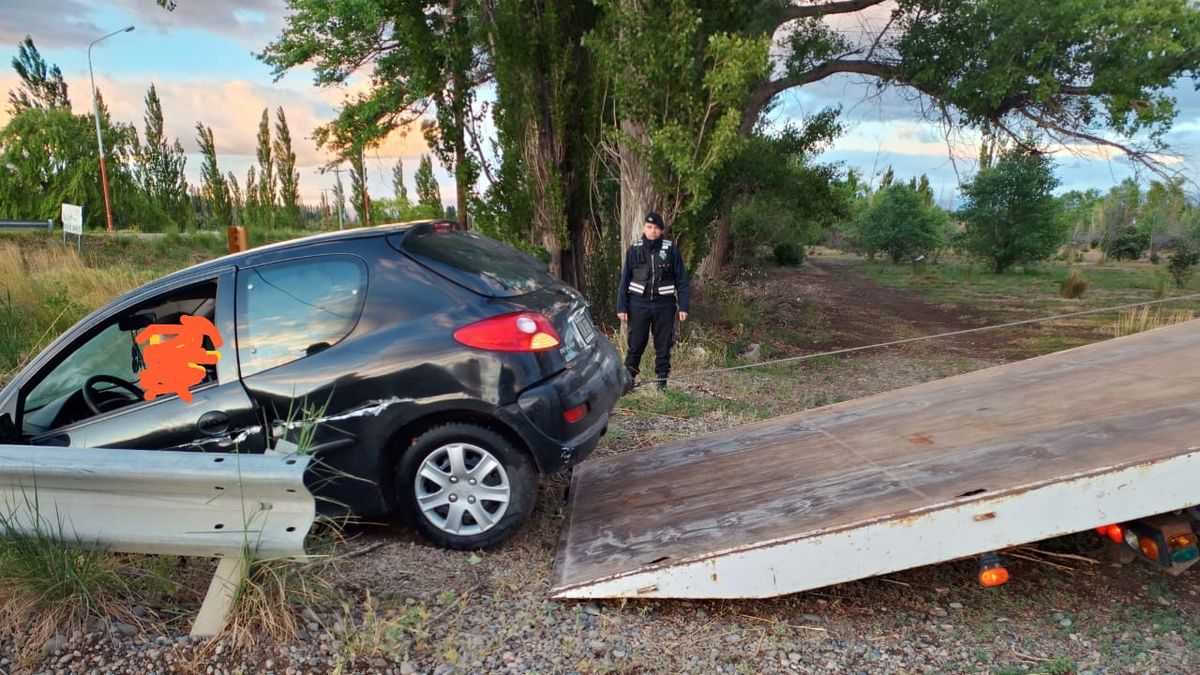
[20, 283, 219, 436]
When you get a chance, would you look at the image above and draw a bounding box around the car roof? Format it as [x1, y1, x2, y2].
[152, 220, 442, 287]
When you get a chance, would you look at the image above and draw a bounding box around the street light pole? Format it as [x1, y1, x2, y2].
[88, 26, 134, 233]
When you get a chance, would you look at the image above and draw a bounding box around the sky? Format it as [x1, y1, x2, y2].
[1, 0, 1197, 212]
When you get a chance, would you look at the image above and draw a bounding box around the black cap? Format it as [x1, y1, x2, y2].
[644, 212, 665, 229]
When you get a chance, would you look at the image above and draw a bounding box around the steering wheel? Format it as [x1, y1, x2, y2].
[82, 374, 144, 415]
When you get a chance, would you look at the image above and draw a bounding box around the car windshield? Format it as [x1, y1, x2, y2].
[399, 227, 553, 297]
[24, 323, 137, 412]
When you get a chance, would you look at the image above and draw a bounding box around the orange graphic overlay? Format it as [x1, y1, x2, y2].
[135, 314, 222, 403]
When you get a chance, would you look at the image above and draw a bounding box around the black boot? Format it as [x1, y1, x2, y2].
[656, 374, 668, 390]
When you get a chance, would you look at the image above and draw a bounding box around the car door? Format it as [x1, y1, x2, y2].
[15, 269, 267, 453]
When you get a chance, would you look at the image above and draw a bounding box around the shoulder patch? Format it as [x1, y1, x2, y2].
[662, 239, 673, 248]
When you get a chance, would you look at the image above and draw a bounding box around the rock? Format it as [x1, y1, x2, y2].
[583, 604, 601, 616]
[948, 603, 963, 610]
[725, 634, 742, 644]
[113, 622, 139, 638]
[1060, 619, 1073, 628]
[801, 614, 823, 624]
[588, 639, 605, 651]
[928, 607, 948, 618]
[613, 650, 627, 658]
[42, 635, 69, 656]
[301, 608, 320, 623]
[738, 343, 762, 362]
[332, 621, 347, 635]
[789, 653, 802, 662]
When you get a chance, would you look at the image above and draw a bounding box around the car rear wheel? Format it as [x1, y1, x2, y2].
[397, 423, 536, 549]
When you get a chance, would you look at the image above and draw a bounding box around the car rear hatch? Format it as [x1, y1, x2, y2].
[388, 224, 602, 369]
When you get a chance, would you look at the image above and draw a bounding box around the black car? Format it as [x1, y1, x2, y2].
[0, 221, 627, 549]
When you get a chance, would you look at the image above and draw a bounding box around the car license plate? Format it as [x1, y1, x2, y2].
[571, 310, 596, 346]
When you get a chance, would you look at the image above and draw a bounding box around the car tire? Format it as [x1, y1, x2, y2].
[396, 423, 536, 550]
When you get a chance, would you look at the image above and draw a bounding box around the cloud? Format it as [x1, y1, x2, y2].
[0, 1, 105, 48]
[104, 0, 288, 48]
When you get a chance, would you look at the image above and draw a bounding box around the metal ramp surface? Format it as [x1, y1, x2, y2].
[551, 319, 1200, 599]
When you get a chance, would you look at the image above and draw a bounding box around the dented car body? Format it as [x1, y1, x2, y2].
[0, 222, 627, 548]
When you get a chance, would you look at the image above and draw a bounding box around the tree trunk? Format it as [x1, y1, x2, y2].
[697, 209, 732, 284]
[619, 119, 659, 247]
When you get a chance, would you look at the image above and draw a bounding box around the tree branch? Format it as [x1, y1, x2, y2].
[1017, 108, 1180, 182]
[773, 0, 892, 26]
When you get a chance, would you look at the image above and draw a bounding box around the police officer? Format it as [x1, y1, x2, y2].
[617, 212, 690, 390]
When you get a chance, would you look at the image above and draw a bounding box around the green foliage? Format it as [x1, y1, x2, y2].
[255, 107, 276, 227]
[414, 154, 441, 215]
[712, 116, 846, 270]
[260, 0, 480, 221]
[855, 185, 948, 264]
[135, 85, 190, 232]
[195, 122, 232, 228]
[1108, 226, 1150, 261]
[1168, 243, 1199, 288]
[7, 36, 70, 115]
[959, 149, 1066, 273]
[894, 0, 1200, 149]
[348, 148, 369, 225]
[0, 495, 136, 642]
[275, 108, 301, 229]
[588, 0, 770, 250]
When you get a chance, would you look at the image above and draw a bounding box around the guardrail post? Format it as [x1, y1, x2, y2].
[46, 219, 53, 232]
[191, 551, 250, 637]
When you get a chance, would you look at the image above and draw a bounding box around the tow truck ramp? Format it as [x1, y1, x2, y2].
[551, 319, 1200, 599]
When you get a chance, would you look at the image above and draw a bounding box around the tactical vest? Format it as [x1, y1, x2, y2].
[628, 239, 677, 298]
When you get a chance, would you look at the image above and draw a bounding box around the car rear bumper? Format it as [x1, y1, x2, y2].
[500, 337, 628, 473]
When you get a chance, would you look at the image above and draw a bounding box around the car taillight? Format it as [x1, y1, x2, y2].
[453, 312, 562, 352]
[563, 402, 588, 424]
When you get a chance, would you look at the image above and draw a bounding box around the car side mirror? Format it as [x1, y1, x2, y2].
[0, 413, 16, 443]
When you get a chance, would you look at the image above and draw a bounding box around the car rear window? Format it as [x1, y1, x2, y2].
[394, 226, 553, 298]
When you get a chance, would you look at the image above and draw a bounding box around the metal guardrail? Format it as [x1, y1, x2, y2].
[0, 219, 54, 232]
[0, 445, 315, 636]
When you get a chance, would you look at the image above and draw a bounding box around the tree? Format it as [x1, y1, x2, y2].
[254, 107, 276, 227]
[7, 36, 70, 115]
[959, 150, 1066, 273]
[261, 0, 479, 228]
[195, 123, 232, 228]
[0, 108, 104, 227]
[414, 154, 442, 216]
[274, 107, 301, 229]
[136, 84, 190, 231]
[348, 147, 370, 225]
[589, 0, 769, 249]
[392, 157, 410, 207]
[855, 185, 947, 264]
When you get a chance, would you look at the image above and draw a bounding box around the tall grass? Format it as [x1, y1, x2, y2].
[0, 495, 139, 647]
[1112, 306, 1196, 337]
[0, 241, 147, 382]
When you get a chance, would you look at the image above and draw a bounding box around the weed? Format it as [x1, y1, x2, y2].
[1058, 269, 1088, 299]
[0, 496, 138, 648]
[1111, 306, 1195, 337]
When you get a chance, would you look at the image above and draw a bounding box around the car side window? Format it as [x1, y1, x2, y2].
[237, 255, 367, 378]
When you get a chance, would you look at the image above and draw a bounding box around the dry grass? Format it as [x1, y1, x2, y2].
[0, 241, 147, 381]
[1112, 306, 1196, 337]
[1059, 269, 1089, 299]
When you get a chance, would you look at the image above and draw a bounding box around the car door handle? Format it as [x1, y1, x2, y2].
[197, 411, 231, 436]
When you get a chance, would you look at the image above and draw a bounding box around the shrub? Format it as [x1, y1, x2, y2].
[772, 242, 804, 266]
[1059, 269, 1088, 299]
[1108, 226, 1150, 261]
[1168, 243, 1199, 288]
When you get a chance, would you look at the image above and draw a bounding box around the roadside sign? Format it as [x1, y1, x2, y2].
[61, 203, 83, 252]
[61, 203, 83, 234]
